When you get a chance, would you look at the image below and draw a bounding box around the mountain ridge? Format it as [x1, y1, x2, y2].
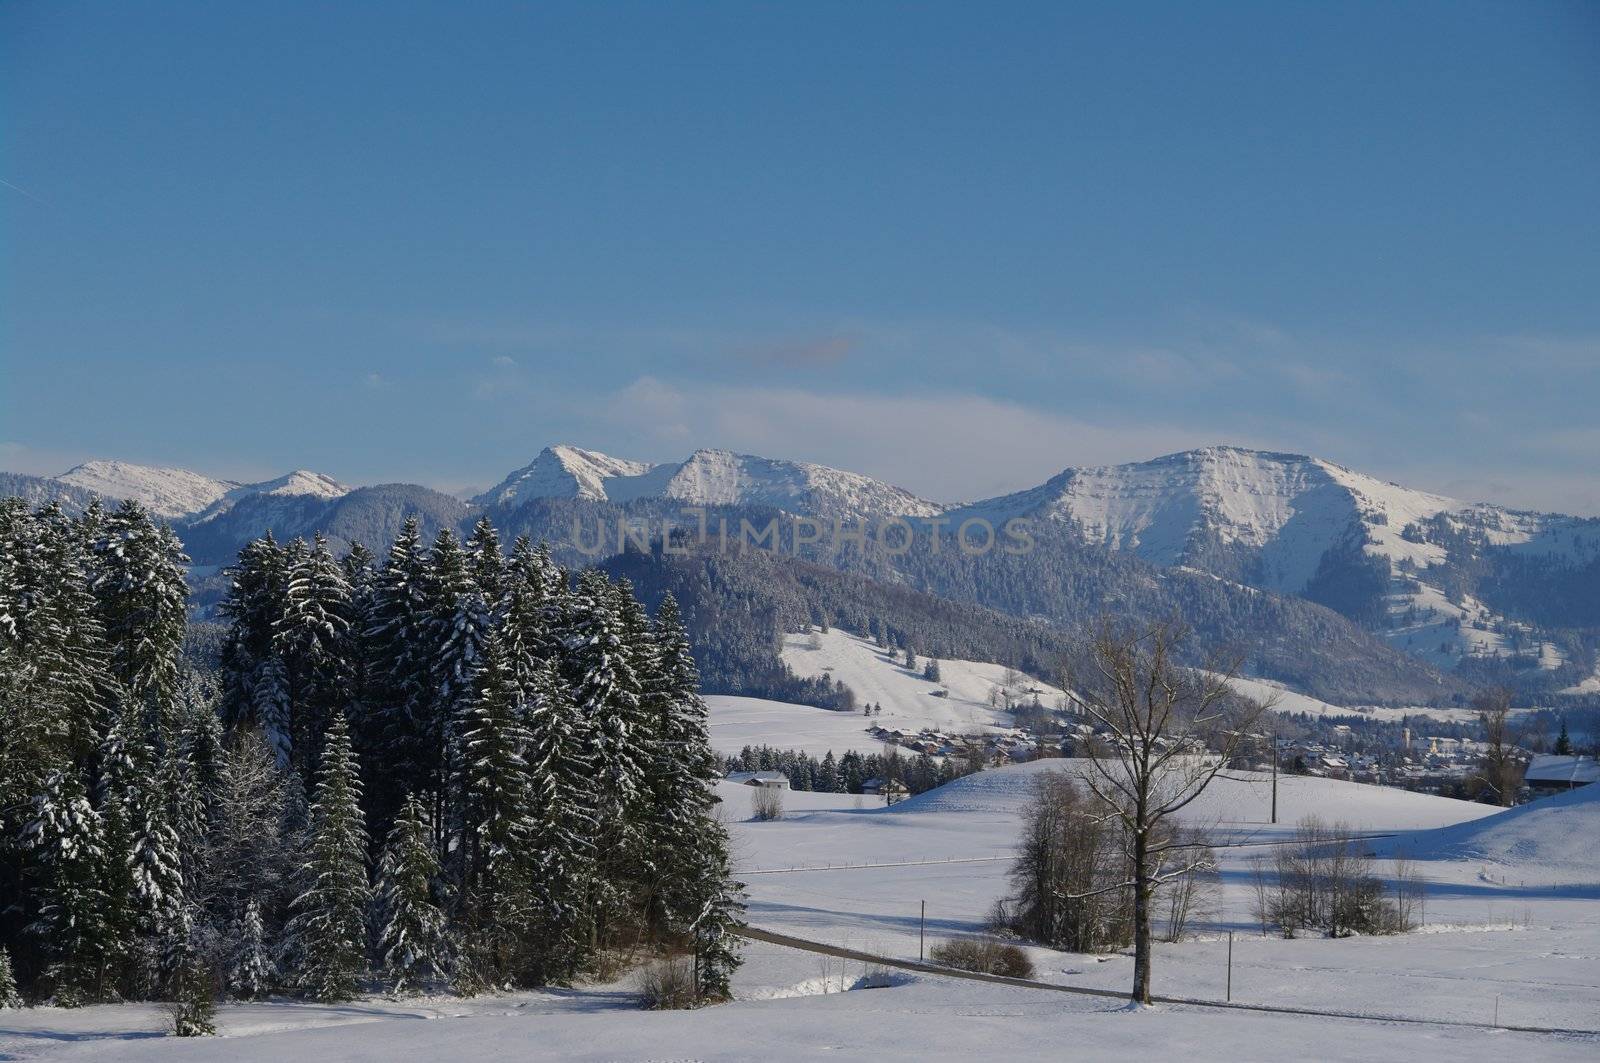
[10, 443, 1598, 701]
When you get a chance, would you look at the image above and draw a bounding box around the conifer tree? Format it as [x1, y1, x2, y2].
[90, 500, 189, 726]
[375, 793, 449, 993]
[365, 519, 432, 826]
[421, 528, 491, 850]
[688, 842, 744, 1003]
[465, 517, 505, 611]
[231, 897, 274, 999]
[217, 534, 287, 730]
[523, 656, 596, 983]
[339, 541, 380, 775]
[818, 751, 840, 793]
[456, 633, 538, 982]
[24, 768, 120, 1004]
[274, 534, 352, 775]
[640, 594, 720, 934]
[0, 946, 20, 1008]
[563, 571, 645, 941]
[1, 503, 111, 814]
[286, 712, 370, 1001]
[253, 654, 293, 769]
[500, 537, 559, 691]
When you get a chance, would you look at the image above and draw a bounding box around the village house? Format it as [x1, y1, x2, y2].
[725, 770, 791, 790]
[1523, 754, 1599, 796]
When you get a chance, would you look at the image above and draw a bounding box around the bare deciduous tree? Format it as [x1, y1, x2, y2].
[1473, 687, 1523, 806]
[749, 785, 784, 821]
[1062, 619, 1262, 1004]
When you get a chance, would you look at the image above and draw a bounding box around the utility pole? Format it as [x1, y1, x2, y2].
[919, 900, 926, 961]
[1226, 931, 1234, 1002]
[1270, 719, 1279, 825]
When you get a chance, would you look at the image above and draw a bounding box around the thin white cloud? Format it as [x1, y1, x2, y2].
[602, 377, 1262, 503]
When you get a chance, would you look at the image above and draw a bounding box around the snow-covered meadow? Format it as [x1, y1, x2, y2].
[6, 762, 1597, 1061]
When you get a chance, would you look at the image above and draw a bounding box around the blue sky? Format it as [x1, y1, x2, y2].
[3, 2, 1597, 510]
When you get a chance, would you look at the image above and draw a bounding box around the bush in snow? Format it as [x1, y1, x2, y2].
[928, 938, 1035, 980]
[637, 956, 697, 1010]
[750, 785, 784, 821]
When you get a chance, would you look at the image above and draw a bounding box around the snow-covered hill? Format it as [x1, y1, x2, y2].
[56, 459, 240, 518]
[479, 444, 942, 522]
[1391, 782, 1600, 885]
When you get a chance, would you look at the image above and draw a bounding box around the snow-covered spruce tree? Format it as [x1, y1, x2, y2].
[465, 517, 505, 615]
[374, 793, 449, 993]
[688, 838, 745, 1003]
[818, 751, 840, 794]
[99, 705, 188, 993]
[285, 712, 370, 1001]
[638, 593, 715, 934]
[341, 542, 378, 607]
[523, 655, 597, 984]
[338, 542, 379, 786]
[217, 534, 287, 731]
[0, 946, 21, 1008]
[363, 519, 433, 829]
[425, 527, 493, 791]
[500, 537, 559, 688]
[456, 632, 538, 984]
[273, 534, 352, 777]
[252, 654, 293, 770]
[561, 571, 645, 947]
[90, 500, 189, 728]
[23, 768, 121, 1004]
[643, 593, 744, 993]
[0, 502, 112, 817]
[230, 897, 274, 999]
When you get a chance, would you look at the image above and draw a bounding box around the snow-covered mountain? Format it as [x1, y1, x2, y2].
[52, 460, 350, 522]
[950, 447, 1451, 592]
[479, 445, 943, 523]
[473, 445, 656, 506]
[56, 460, 241, 518]
[951, 445, 1598, 674]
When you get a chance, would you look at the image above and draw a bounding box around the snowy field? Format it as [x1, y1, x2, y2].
[706, 694, 885, 758]
[6, 766, 1597, 1061]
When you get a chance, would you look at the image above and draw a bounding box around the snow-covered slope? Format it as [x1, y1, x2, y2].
[188, 469, 351, 524]
[480, 445, 942, 522]
[56, 459, 239, 518]
[707, 694, 886, 756]
[949, 446, 1454, 592]
[641, 448, 943, 521]
[473, 444, 657, 506]
[51, 461, 351, 524]
[780, 629, 1062, 733]
[1393, 783, 1600, 885]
